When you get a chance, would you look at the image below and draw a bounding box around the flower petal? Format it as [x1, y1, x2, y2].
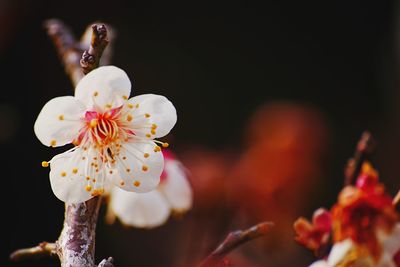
[126, 94, 177, 138]
[34, 96, 85, 147]
[308, 260, 328, 267]
[160, 159, 192, 212]
[75, 66, 131, 111]
[110, 140, 164, 193]
[109, 187, 170, 228]
[382, 223, 400, 256]
[327, 239, 354, 266]
[49, 147, 105, 203]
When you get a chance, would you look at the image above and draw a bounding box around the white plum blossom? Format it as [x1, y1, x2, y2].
[107, 150, 192, 228]
[309, 224, 400, 267]
[34, 66, 177, 203]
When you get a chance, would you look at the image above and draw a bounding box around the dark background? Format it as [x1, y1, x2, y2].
[1, 0, 399, 266]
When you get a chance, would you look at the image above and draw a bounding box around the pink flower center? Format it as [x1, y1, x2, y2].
[76, 106, 128, 147]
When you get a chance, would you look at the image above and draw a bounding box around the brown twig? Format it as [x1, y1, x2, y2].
[56, 198, 102, 266]
[199, 222, 274, 267]
[10, 242, 57, 261]
[44, 19, 84, 86]
[98, 257, 115, 267]
[344, 131, 375, 186]
[80, 24, 109, 74]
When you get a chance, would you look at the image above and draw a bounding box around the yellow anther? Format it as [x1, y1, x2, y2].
[86, 176, 90, 181]
[136, 104, 139, 108]
[93, 91, 99, 97]
[154, 146, 161, 152]
[92, 178, 96, 183]
[127, 115, 133, 122]
[105, 104, 112, 109]
[91, 188, 104, 196]
[134, 181, 141, 187]
[122, 95, 128, 100]
[145, 113, 151, 118]
[72, 168, 78, 174]
[152, 124, 157, 129]
[61, 172, 66, 177]
[162, 142, 169, 148]
[90, 119, 98, 128]
[146, 133, 151, 138]
[50, 140, 57, 147]
[58, 115, 64, 121]
[41, 161, 49, 167]
[151, 129, 156, 135]
[142, 165, 148, 171]
[144, 153, 149, 158]
[120, 181, 125, 186]
[85, 185, 92, 192]
[127, 103, 134, 109]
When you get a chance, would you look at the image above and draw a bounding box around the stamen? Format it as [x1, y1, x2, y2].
[142, 165, 148, 171]
[93, 91, 99, 97]
[144, 153, 149, 158]
[50, 140, 57, 147]
[61, 171, 66, 177]
[90, 119, 98, 128]
[134, 181, 141, 187]
[145, 113, 151, 118]
[58, 115, 64, 121]
[85, 185, 92, 192]
[127, 115, 133, 122]
[41, 161, 49, 167]
[72, 168, 78, 174]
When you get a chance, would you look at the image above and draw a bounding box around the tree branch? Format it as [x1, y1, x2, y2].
[344, 131, 375, 186]
[56, 197, 102, 267]
[199, 222, 274, 267]
[10, 242, 57, 261]
[80, 24, 109, 74]
[44, 19, 84, 86]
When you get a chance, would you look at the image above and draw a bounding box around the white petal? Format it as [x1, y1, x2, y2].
[377, 253, 397, 267]
[382, 223, 400, 256]
[110, 140, 164, 193]
[34, 96, 85, 147]
[75, 66, 131, 111]
[49, 147, 105, 203]
[327, 239, 354, 266]
[126, 94, 177, 138]
[160, 159, 192, 212]
[109, 187, 170, 228]
[308, 260, 328, 267]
